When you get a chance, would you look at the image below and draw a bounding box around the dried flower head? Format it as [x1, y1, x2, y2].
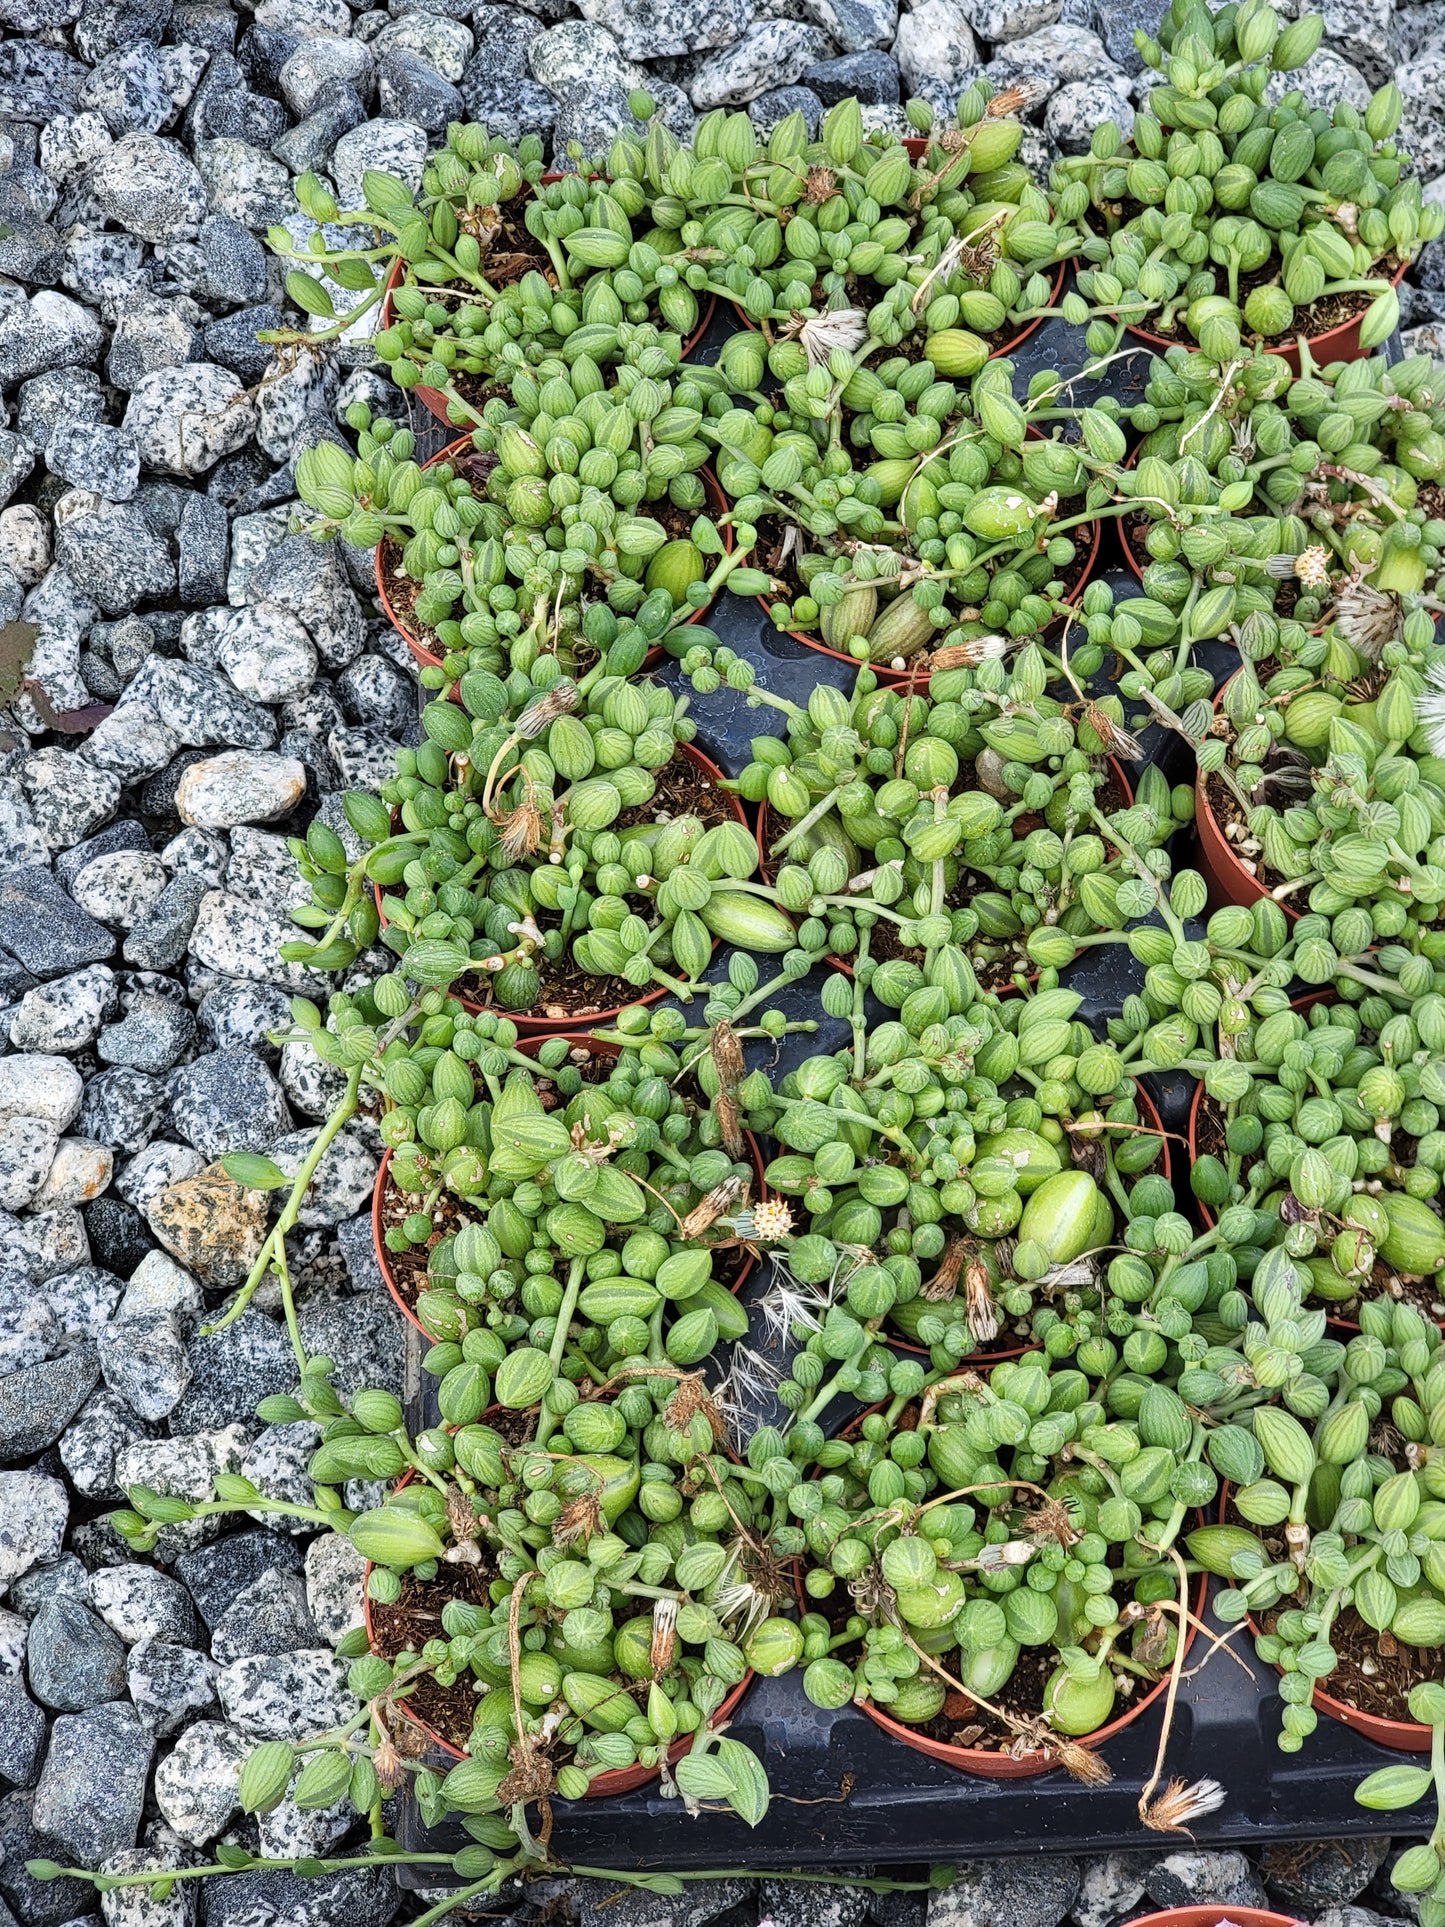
[929, 635, 1008, 671]
[553, 1492, 602, 1544]
[1333, 572, 1402, 660]
[1084, 702, 1142, 760]
[1024, 1495, 1080, 1547]
[798, 308, 870, 367]
[713, 1089, 744, 1160]
[372, 1738, 406, 1793]
[514, 681, 579, 740]
[650, 1596, 678, 1676]
[1420, 657, 1445, 759]
[1140, 1776, 1227, 1834]
[710, 1020, 746, 1092]
[493, 791, 545, 863]
[987, 79, 1048, 114]
[737, 1198, 796, 1243]
[920, 1238, 966, 1303]
[804, 166, 838, 203]
[679, 1174, 745, 1241]
[663, 1372, 721, 1437]
[965, 1256, 1000, 1343]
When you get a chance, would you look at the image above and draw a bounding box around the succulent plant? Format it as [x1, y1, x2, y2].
[1051, 0, 1441, 357]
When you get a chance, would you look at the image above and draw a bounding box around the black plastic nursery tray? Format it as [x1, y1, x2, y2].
[389, 288, 1417, 1881]
[393, 1575, 1420, 1875]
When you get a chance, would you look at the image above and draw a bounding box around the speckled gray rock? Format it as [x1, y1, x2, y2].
[278, 37, 375, 115]
[27, 1597, 127, 1710]
[90, 133, 207, 241]
[269, 1126, 376, 1226]
[211, 1567, 322, 1666]
[98, 1309, 191, 1421]
[98, 1847, 200, 1927]
[216, 605, 319, 705]
[81, 706, 182, 785]
[173, 1531, 305, 1632]
[217, 1648, 354, 1740]
[194, 136, 293, 230]
[0, 292, 104, 388]
[152, 1720, 248, 1846]
[0, 1676, 47, 1787]
[123, 365, 258, 479]
[1045, 73, 1135, 150]
[48, 1267, 126, 1343]
[124, 657, 277, 751]
[244, 535, 365, 669]
[303, 1533, 366, 1648]
[76, 40, 173, 133]
[686, 19, 835, 103]
[78, 1068, 167, 1156]
[38, 110, 113, 183]
[107, 296, 204, 392]
[29, 1136, 112, 1211]
[128, 1638, 218, 1738]
[1144, 1851, 1267, 1914]
[0, 1283, 59, 1377]
[330, 117, 428, 205]
[0, 1123, 58, 1211]
[0, 877, 112, 990]
[168, 1315, 297, 1434]
[0, 1056, 84, 1129]
[89, 1566, 197, 1647]
[456, 67, 556, 137]
[0, 1347, 100, 1462]
[1260, 1838, 1389, 1909]
[46, 424, 141, 506]
[572, 0, 748, 57]
[98, 992, 198, 1072]
[8, 1555, 90, 1621]
[296, 1291, 406, 1401]
[801, 48, 898, 99]
[20, 751, 122, 853]
[925, 1861, 1080, 1927]
[59, 1388, 153, 1500]
[167, 1046, 292, 1160]
[32, 1701, 152, 1864]
[70, 852, 168, 929]
[189, 890, 316, 991]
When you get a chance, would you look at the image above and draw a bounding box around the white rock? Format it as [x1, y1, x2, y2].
[70, 851, 169, 928]
[331, 120, 429, 208]
[0, 1119, 60, 1211]
[152, 1719, 248, 1844]
[0, 1472, 68, 1588]
[176, 752, 307, 830]
[116, 1250, 205, 1326]
[0, 504, 50, 586]
[216, 605, 319, 706]
[81, 703, 181, 782]
[27, 1137, 113, 1209]
[0, 1055, 84, 1128]
[122, 365, 259, 479]
[304, 1533, 367, 1648]
[685, 19, 833, 103]
[9, 965, 115, 1054]
[216, 1649, 355, 1739]
[892, 0, 979, 93]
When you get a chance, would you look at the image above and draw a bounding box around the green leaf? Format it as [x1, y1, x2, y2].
[287, 1748, 347, 1810]
[286, 270, 336, 319]
[0, 618, 39, 706]
[221, 1153, 290, 1191]
[672, 1752, 736, 1804]
[716, 1737, 770, 1827]
[1356, 1764, 1432, 1811]
[621, 1874, 685, 1895]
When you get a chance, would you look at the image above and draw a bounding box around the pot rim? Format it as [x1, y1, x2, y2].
[373, 438, 729, 669]
[373, 1025, 768, 1337]
[360, 1460, 755, 1785]
[372, 735, 748, 1031]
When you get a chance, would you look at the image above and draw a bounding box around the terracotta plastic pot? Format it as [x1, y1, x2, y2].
[758, 751, 1133, 980]
[361, 1464, 753, 1788]
[1193, 669, 1303, 922]
[374, 438, 728, 672]
[1124, 1909, 1306, 1927]
[753, 503, 1101, 693]
[379, 200, 719, 429]
[1119, 256, 1408, 378]
[374, 1029, 769, 1338]
[372, 738, 751, 1033]
[727, 259, 1067, 370]
[805, 1399, 1206, 1778]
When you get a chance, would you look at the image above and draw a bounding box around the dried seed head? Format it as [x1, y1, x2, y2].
[554, 1492, 602, 1544]
[710, 1020, 746, 1091]
[494, 794, 545, 862]
[987, 81, 1046, 115]
[372, 1738, 407, 1791]
[447, 1489, 481, 1543]
[799, 308, 870, 367]
[515, 681, 579, 739]
[650, 1596, 678, 1676]
[965, 1257, 1000, 1343]
[1140, 1776, 1227, 1834]
[1024, 1496, 1080, 1548]
[1056, 1740, 1112, 1786]
[1334, 573, 1401, 660]
[804, 166, 838, 203]
[1084, 702, 1142, 760]
[921, 1238, 966, 1304]
[929, 635, 1008, 671]
[663, 1372, 719, 1435]
[679, 1173, 745, 1240]
[713, 1089, 744, 1160]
